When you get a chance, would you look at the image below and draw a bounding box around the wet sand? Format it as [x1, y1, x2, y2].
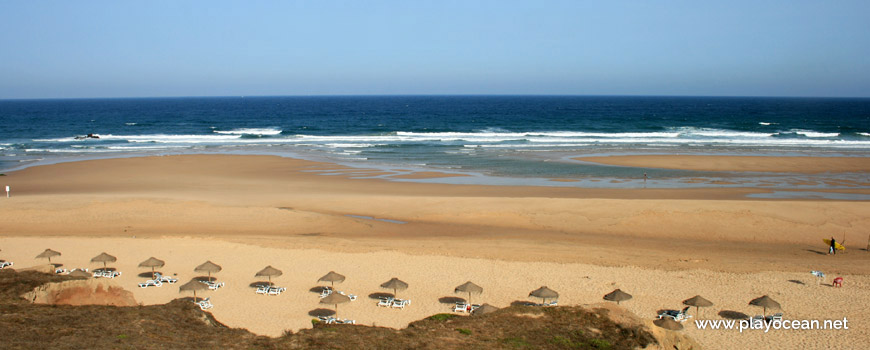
[1, 154, 869, 349]
[575, 155, 870, 173]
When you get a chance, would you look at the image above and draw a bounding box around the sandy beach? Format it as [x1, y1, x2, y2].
[1, 154, 869, 349]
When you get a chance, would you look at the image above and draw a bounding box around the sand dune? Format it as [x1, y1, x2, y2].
[1, 236, 867, 349]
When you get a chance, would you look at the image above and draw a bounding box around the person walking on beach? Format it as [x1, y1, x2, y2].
[829, 236, 837, 255]
[643, 172, 647, 183]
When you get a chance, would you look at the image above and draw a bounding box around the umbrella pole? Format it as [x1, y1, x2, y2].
[152, 267, 156, 280]
[194, 290, 198, 302]
[335, 303, 339, 318]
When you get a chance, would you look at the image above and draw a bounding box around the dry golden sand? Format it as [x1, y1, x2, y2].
[1, 154, 869, 349]
[576, 155, 870, 173]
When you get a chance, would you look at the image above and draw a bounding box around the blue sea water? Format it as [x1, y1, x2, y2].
[1, 96, 869, 190]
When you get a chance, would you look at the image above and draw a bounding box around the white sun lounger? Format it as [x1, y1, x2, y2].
[268, 287, 286, 295]
[138, 280, 163, 288]
[153, 273, 177, 284]
[0, 261, 12, 269]
[453, 303, 468, 313]
[658, 306, 691, 322]
[377, 297, 393, 307]
[391, 299, 410, 309]
[196, 297, 213, 310]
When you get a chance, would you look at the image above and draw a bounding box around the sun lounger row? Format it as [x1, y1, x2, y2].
[658, 306, 692, 322]
[377, 297, 411, 309]
[524, 300, 558, 307]
[752, 313, 784, 323]
[139, 279, 163, 288]
[200, 280, 225, 290]
[256, 286, 286, 295]
[452, 303, 482, 313]
[319, 288, 356, 301]
[0, 261, 13, 269]
[196, 297, 213, 310]
[93, 270, 122, 278]
[317, 316, 355, 324]
[153, 273, 177, 284]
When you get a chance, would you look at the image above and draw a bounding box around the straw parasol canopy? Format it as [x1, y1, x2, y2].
[380, 278, 409, 297]
[749, 295, 781, 316]
[90, 252, 117, 269]
[529, 286, 559, 304]
[138, 257, 165, 280]
[36, 249, 62, 264]
[69, 270, 92, 278]
[255, 265, 283, 287]
[472, 303, 499, 316]
[194, 261, 222, 282]
[320, 292, 351, 317]
[318, 271, 346, 287]
[454, 281, 484, 304]
[603, 289, 633, 305]
[654, 317, 684, 331]
[179, 279, 209, 301]
[683, 295, 714, 316]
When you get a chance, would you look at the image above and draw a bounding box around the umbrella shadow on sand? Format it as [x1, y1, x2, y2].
[718, 310, 749, 320]
[438, 296, 466, 304]
[249, 281, 271, 288]
[310, 286, 331, 294]
[138, 271, 164, 278]
[368, 292, 394, 300]
[308, 308, 336, 317]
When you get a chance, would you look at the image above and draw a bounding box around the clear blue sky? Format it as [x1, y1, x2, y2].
[1, 1, 868, 98]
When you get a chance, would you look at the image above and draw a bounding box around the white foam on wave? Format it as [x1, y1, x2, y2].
[125, 122, 137, 126]
[859, 132, 870, 137]
[213, 128, 282, 135]
[788, 130, 840, 138]
[323, 143, 381, 148]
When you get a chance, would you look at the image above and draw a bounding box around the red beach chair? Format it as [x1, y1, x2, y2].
[833, 277, 843, 287]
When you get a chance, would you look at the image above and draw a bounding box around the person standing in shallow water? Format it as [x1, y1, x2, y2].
[829, 236, 837, 255]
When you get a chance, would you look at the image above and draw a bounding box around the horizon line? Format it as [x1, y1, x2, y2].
[3, 93, 870, 102]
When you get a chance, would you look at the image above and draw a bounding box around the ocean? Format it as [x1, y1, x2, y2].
[1, 96, 869, 191]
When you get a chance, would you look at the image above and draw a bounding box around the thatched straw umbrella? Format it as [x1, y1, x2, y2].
[318, 271, 346, 287]
[90, 252, 117, 270]
[380, 278, 409, 298]
[603, 289, 632, 305]
[529, 286, 559, 304]
[194, 261, 222, 282]
[472, 303, 499, 316]
[683, 295, 714, 317]
[749, 295, 781, 317]
[454, 281, 483, 304]
[179, 279, 209, 302]
[255, 266, 283, 287]
[320, 293, 351, 318]
[36, 249, 61, 264]
[138, 257, 165, 280]
[654, 317, 684, 330]
[69, 269, 92, 278]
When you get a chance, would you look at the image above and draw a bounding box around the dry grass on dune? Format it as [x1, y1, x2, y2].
[1, 269, 659, 350]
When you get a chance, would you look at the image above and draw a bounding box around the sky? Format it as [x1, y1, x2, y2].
[1, 1, 869, 99]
